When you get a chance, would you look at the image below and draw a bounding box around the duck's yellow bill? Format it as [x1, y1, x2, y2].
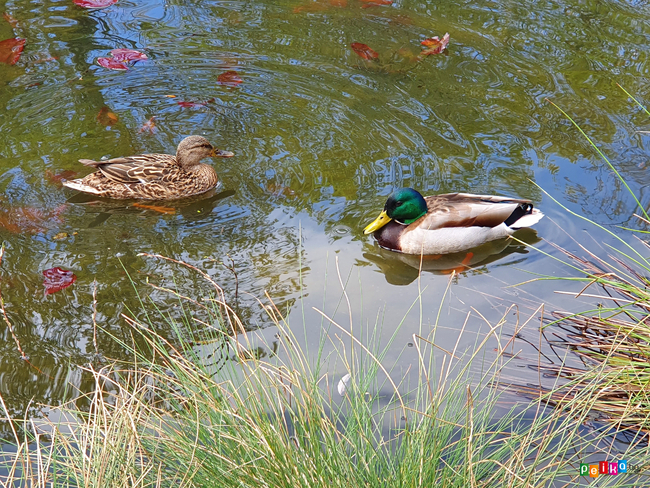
[363, 210, 392, 234]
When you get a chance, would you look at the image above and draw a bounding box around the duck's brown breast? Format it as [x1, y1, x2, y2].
[373, 220, 405, 252]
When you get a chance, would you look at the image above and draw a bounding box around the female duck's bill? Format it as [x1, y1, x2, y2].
[363, 188, 544, 255]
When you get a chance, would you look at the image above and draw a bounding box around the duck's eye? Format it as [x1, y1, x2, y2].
[396, 200, 403, 206]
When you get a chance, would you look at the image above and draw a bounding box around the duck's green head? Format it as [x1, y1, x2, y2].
[363, 188, 428, 234]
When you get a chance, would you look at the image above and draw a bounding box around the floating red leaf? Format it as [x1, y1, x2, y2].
[73, 0, 118, 9]
[97, 57, 128, 70]
[217, 70, 243, 86]
[139, 116, 156, 134]
[351, 42, 378, 60]
[3, 12, 18, 27]
[420, 32, 450, 56]
[110, 48, 147, 62]
[43, 267, 77, 295]
[97, 106, 118, 126]
[0, 38, 25, 65]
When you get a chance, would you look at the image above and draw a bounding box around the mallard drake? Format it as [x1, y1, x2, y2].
[62, 135, 233, 200]
[363, 188, 543, 255]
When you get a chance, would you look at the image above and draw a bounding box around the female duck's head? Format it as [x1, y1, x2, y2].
[364, 188, 428, 234]
[176, 135, 234, 167]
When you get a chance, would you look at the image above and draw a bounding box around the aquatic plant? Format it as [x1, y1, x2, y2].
[507, 92, 650, 439]
[1, 254, 648, 487]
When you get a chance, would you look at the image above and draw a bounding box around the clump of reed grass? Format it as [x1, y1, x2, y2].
[510, 93, 650, 437]
[521, 237, 650, 435]
[3, 253, 650, 487]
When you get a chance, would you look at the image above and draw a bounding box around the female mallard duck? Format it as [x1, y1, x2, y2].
[364, 188, 543, 255]
[62, 135, 233, 200]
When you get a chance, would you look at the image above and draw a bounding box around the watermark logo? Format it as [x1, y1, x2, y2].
[579, 460, 627, 478]
[579, 460, 650, 477]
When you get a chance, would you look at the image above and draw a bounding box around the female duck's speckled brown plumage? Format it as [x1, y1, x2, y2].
[62, 135, 233, 200]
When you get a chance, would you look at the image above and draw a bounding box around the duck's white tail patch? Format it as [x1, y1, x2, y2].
[62, 179, 102, 195]
[510, 209, 544, 229]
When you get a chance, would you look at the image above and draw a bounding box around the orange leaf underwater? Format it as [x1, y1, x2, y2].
[3, 12, 18, 27]
[97, 106, 118, 126]
[139, 116, 156, 134]
[44, 170, 78, 187]
[0, 37, 25, 65]
[0, 204, 67, 234]
[351, 42, 378, 60]
[293, 2, 329, 13]
[177, 98, 214, 108]
[360, 0, 392, 7]
[293, 0, 347, 12]
[217, 70, 243, 86]
[420, 32, 450, 56]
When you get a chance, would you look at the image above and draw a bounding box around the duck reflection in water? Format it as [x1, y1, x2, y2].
[362, 228, 541, 286]
[66, 188, 235, 227]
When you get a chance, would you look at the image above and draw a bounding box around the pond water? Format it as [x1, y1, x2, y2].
[1, 0, 650, 440]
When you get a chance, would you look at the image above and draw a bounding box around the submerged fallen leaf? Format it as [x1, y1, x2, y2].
[0, 37, 25, 65]
[177, 101, 202, 108]
[420, 32, 450, 56]
[110, 48, 147, 62]
[396, 47, 419, 62]
[165, 94, 176, 98]
[31, 54, 59, 64]
[139, 116, 156, 134]
[0, 204, 67, 234]
[44, 170, 78, 186]
[293, 2, 329, 13]
[351, 42, 378, 60]
[217, 70, 243, 86]
[97, 57, 128, 70]
[52, 232, 69, 240]
[97, 106, 118, 126]
[177, 98, 214, 108]
[360, 0, 392, 7]
[73, 0, 118, 9]
[43, 267, 77, 295]
[386, 14, 414, 26]
[3, 12, 18, 27]
[266, 182, 297, 198]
